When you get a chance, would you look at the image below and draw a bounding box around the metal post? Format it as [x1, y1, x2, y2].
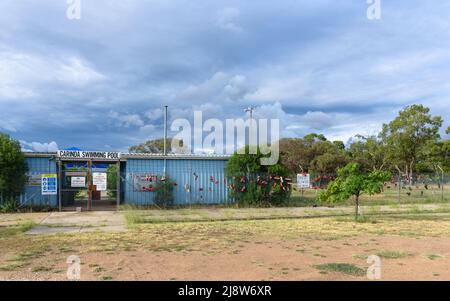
[398, 172, 401, 203]
[164, 105, 168, 156]
[245, 106, 255, 144]
[88, 160, 92, 211]
[116, 160, 120, 211]
[163, 105, 168, 176]
[58, 159, 62, 212]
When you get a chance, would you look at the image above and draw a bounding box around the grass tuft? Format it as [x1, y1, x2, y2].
[376, 250, 412, 259]
[18, 220, 36, 232]
[426, 253, 444, 260]
[314, 263, 366, 277]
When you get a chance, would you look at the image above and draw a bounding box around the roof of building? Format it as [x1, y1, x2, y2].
[23, 152, 231, 160]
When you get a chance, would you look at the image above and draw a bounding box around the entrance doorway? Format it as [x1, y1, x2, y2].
[59, 161, 120, 211]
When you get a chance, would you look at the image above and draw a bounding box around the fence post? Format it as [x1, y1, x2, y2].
[398, 172, 401, 203]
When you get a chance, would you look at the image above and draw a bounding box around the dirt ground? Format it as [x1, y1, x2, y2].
[1, 210, 450, 281]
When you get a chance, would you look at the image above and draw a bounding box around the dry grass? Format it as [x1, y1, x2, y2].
[2, 209, 450, 278]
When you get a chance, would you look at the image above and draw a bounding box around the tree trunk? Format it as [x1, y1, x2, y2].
[355, 194, 360, 220]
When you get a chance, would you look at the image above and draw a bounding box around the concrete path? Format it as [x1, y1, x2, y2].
[26, 211, 126, 235]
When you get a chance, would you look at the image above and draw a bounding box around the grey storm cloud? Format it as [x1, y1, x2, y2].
[0, 0, 449, 151]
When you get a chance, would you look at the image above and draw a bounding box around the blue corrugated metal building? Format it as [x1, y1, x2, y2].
[21, 152, 231, 210]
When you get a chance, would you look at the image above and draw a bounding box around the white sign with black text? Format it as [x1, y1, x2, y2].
[93, 172, 107, 191]
[57, 150, 120, 160]
[297, 173, 310, 189]
[71, 176, 86, 188]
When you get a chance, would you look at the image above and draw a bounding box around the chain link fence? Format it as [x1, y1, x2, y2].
[290, 172, 450, 206]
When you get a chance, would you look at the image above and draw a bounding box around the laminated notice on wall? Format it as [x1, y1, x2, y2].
[93, 172, 107, 191]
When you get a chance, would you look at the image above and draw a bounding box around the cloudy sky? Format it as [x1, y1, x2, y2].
[0, 0, 449, 152]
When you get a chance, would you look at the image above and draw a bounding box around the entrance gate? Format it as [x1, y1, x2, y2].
[58, 160, 120, 211]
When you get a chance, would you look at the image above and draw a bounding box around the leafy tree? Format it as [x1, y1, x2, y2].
[107, 164, 118, 198]
[226, 146, 291, 206]
[129, 138, 184, 153]
[348, 135, 388, 172]
[419, 139, 450, 173]
[0, 133, 28, 202]
[318, 163, 391, 219]
[380, 105, 443, 183]
[309, 140, 348, 174]
[279, 135, 348, 174]
[304, 133, 327, 142]
[333, 140, 345, 150]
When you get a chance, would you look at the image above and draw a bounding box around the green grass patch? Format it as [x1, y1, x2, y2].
[426, 253, 444, 260]
[32, 266, 53, 272]
[94, 267, 105, 273]
[376, 250, 412, 259]
[0, 262, 27, 271]
[124, 211, 145, 226]
[18, 220, 36, 232]
[314, 263, 366, 277]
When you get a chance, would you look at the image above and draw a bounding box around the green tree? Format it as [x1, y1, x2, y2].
[304, 133, 327, 142]
[279, 135, 348, 174]
[333, 140, 345, 150]
[107, 164, 118, 198]
[348, 135, 387, 172]
[226, 146, 291, 206]
[129, 138, 184, 153]
[0, 133, 28, 202]
[318, 163, 391, 219]
[309, 140, 348, 174]
[380, 105, 443, 183]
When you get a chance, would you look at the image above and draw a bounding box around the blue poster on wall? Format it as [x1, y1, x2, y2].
[42, 174, 58, 195]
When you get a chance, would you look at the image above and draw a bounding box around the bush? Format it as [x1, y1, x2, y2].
[0, 133, 28, 200]
[154, 176, 175, 208]
[225, 146, 292, 207]
[0, 198, 20, 213]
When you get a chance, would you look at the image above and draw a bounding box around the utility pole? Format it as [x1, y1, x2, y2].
[245, 106, 255, 146]
[164, 105, 168, 156]
[163, 105, 168, 176]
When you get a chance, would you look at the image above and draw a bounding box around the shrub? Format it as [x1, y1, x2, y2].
[0, 198, 20, 213]
[226, 146, 291, 207]
[154, 176, 175, 208]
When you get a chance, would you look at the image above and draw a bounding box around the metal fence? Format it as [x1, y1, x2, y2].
[291, 172, 450, 204]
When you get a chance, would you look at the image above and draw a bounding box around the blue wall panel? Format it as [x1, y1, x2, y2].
[124, 159, 230, 205]
[21, 157, 58, 207]
[23, 156, 230, 207]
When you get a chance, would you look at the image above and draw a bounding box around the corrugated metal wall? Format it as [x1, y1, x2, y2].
[21, 156, 230, 207]
[123, 159, 231, 205]
[21, 157, 58, 207]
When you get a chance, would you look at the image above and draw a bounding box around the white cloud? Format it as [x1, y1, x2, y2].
[56, 57, 105, 84]
[0, 120, 17, 132]
[176, 72, 252, 103]
[216, 7, 242, 32]
[145, 108, 164, 121]
[20, 140, 59, 152]
[0, 50, 105, 99]
[108, 111, 144, 128]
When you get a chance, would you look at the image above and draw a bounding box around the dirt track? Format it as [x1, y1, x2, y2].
[1, 234, 450, 280]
